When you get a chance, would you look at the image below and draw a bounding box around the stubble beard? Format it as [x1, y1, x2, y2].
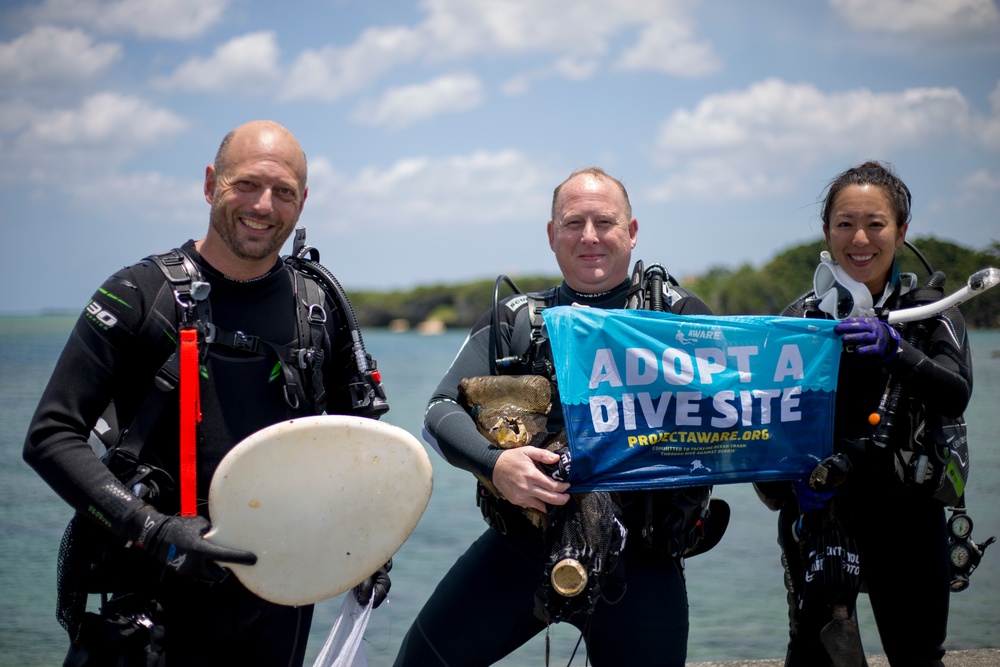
[209, 200, 289, 262]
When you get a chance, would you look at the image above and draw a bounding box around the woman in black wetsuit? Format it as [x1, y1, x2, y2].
[755, 160, 973, 666]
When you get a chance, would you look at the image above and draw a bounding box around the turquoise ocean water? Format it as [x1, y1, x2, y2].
[2, 316, 998, 666]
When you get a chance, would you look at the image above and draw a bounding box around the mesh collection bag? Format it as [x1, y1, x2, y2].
[535, 489, 627, 622]
[459, 375, 628, 622]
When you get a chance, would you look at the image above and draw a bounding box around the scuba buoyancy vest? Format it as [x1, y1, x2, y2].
[146, 228, 388, 418]
[792, 242, 967, 506]
[871, 272, 993, 593]
[792, 241, 993, 592]
[865, 270, 969, 504]
[482, 262, 727, 623]
[94, 228, 388, 464]
[486, 261, 689, 429]
[61, 228, 390, 646]
[488, 263, 723, 557]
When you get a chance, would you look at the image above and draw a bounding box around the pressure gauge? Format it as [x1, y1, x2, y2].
[950, 542, 972, 569]
[949, 513, 973, 540]
[949, 575, 970, 593]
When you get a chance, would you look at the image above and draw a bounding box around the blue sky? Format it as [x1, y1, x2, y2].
[1, 0, 998, 313]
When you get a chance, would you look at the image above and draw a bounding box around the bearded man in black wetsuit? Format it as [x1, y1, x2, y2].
[24, 120, 389, 666]
[393, 167, 714, 667]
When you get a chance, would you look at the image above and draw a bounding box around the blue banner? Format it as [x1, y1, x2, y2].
[542, 307, 841, 492]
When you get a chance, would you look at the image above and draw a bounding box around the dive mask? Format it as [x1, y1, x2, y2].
[812, 251, 874, 319]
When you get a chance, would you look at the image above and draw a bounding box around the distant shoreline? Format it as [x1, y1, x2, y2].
[6, 236, 999, 329]
[3, 311, 999, 336]
[688, 649, 1000, 666]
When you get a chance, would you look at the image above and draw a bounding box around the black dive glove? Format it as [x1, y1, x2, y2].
[132, 507, 257, 583]
[354, 559, 392, 608]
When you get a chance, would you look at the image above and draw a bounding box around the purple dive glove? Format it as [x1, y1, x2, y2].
[834, 316, 901, 364]
[793, 478, 837, 512]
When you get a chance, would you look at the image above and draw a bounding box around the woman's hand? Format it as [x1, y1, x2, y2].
[834, 316, 901, 364]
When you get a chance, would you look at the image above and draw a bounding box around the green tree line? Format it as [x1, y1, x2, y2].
[349, 236, 1000, 329]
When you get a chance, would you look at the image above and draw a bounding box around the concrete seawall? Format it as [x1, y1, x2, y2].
[688, 649, 1000, 666]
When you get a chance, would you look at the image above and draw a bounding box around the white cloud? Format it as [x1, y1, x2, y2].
[0, 25, 121, 85]
[647, 157, 797, 202]
[553, 56, 601, 81]
[924, 168, 1000, 240]
[418, 0, 698, 58]
[0, 93, 188, 186]
[302, 149, 559, 231]
[421, 0, 611, 56]
[956, 168, 1000, 203]
[152, 31, 281, 92]
[281, 26, 426, 102]
[983, 81, 1000, 149]
[657, 79, 971, 158]
[289, 150, 567, 291]
[27, 92, 189, 146]
[352, 73, 485, 129]
[649, 78, 979, 200]
[23, 0, 229, 39]
[0, 98, 38, 135]
[615, 17, 722, 76]
[501, 56, 600, 96]
[64, 170, 206, 226]
[830, 0, 1000, 38]
[282, 0, 715, 101]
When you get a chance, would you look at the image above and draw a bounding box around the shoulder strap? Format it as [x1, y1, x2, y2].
[526, 287, 558, 332]
[285, 228, 389, 418]
[514, 287, 559, 381]
[146, 246, 334, 413]
[141, 248, 214, 392]
[102, 248, 209, 464]
[146, 248, 213, 331]
[277, 262, 330, 413]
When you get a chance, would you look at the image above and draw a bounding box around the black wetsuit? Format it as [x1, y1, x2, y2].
[24, 241, 360, 666]
[756, 275, 972, 666]
[394, 277, 712, 667]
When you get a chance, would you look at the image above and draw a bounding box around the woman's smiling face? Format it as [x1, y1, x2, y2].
[824, 184, 908, 294]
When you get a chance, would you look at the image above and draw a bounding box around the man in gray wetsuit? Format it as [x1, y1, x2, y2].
[394, 167, 715, 667]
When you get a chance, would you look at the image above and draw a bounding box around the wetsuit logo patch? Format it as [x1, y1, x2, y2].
[85, 300, 118, 330]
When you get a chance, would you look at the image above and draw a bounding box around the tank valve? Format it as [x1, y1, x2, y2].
[550, 558, 587, 597]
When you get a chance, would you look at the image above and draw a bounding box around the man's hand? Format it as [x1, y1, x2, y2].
[354, 559, 392, 608]
[834, 316, 901, 364]
[492, 447, 570, 513]
[136, 511, 257, 584]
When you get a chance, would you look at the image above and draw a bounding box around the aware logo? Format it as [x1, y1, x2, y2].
[675, 328, 723, 346]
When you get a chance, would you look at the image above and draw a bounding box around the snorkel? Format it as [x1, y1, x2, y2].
[812, 250, 999, 324]
[887, 267, 1000, 324]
